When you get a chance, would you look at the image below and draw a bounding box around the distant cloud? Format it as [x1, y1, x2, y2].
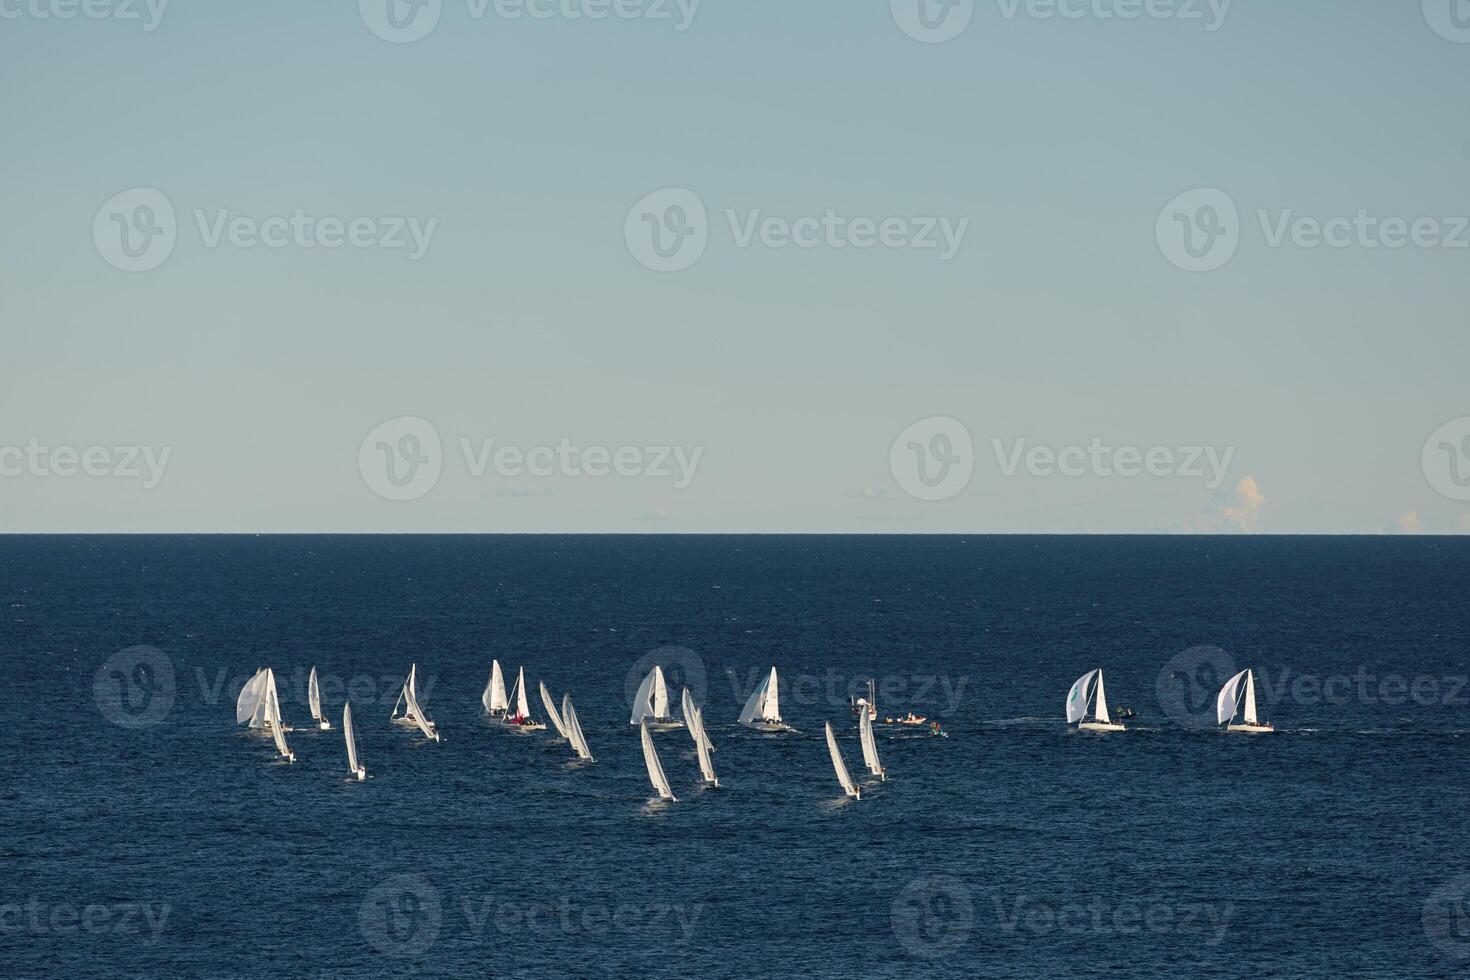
[1174, 475, 1266, 533]
[1396, 510, 1424, 534]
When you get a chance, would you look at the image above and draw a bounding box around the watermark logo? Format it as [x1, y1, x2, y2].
[1424, 0, 1470, 43]
[94, 645, 176, 728]
[359, 416, 443, 501]
[0, 441, 172, 488]
[992, 438, 1233, 488]
[624, 645, 708, 713]
[891, 876, 975, 958]
[1156, 188, 1239, 273]
[1423, 417, 1470, 502]
[891, 0, 974, 43]
[625, 188, 708, 272]
[360, 0, 442, 43]
[890, 417, 974, 501]
[360, 874, 443, 957]
[1424, 875, 1470, 961]
[1156, 645, 1236, 729]
[0, 898, 170, 941]
[93, 188, 177, 272]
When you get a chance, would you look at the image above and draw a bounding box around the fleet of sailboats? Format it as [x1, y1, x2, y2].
[1065, 668, 1126, 732]
[629, 665, 683, 729]
[1217, 668, 1274, 733]
[391, 664, 441, 742]
[234, 660, 1289, 792]
[738, 666, 792, 732]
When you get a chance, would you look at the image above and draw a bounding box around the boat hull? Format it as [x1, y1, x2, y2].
[486, 717, 547, 732]
[1226, 723, 1274, 733]
[1078, 722, 1126, 732]
[632, 719, 686, 731]
[743, 721, 793, 733]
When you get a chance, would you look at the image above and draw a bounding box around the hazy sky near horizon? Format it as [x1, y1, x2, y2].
[3, 1, 1469, 532]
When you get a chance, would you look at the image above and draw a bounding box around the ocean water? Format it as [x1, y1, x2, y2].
[2, 534, 1468, 978]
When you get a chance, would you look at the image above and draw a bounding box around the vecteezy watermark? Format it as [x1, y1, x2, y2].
[94, 645, 176, 728]
[1156, 645, 1236, 729]
[1423, 417, 1470, 502]
[625, 187, 969, 272]
[1424, 875, 1470, 962]
[358, 416, 705, 502]
[890, 417, 975, 502]
[0, 0, 169, 30]
[993, 438, 1234, 489]
[93, 187, 437, 272]
[1252, 666, 1468, 710]
[890, 0, 1229, 44]
[359, 874, 703, 958]
[0, 439, 172, 488]
[892, 877, 1232, 959]
[358, 0, 699, 43]
[1423, 0, 1470, 44]
[727, 665, 969, 718]
[0, 899, 170, 942]
[1158, 187, 1470, 273]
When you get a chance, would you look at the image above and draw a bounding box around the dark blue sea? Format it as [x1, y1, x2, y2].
[2, 535, 1468, 978]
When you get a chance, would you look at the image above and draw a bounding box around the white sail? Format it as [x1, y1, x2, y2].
[1216, 669, 1249, 725]
[483, 660, 508, 715]
[1095, 670, 1112, 725]
[513, 667, 532, 720]
[681, 688, 699, 745]
[1066, 669, 1097, 724]
[398, 664, 439, 741]
[1243, 669, 1258, 725]
[694, 708, 718, 786]
[563, 693, 593, 761]
[825, 721, 859, 798]
[859, 709, 884, 778]
[344, 702, 361, 775]
[629, 668, 657, 725]
[266, 687, 292, 761]
[738, 671, 771, 726]
[308, 667, 321, 722]
[540, 682, 569, 738]
[651, 666, 669, 719]
[762, 667, 781, 722]
[640, 721, 676, 801]
[236, 668, 267, 726]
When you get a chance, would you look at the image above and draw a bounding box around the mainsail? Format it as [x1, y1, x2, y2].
[1094, 670, 1112, 725]
[343, 701, 362, 776]
[859, 709, 884, 779]
[694, 707, 718, 787]
[738, 667, 782, 726]
[309, 666, 328, 728]
[563, 693, 594, 761]
[396, 664, 440, 741]
[266, 686, 293, 762]
[1242, 669, 1258, 726]
[681, 688, 700, 746]
[540, 681, 569, 738]
[640, 721, 676, 801]
[482, 660, 509, 715]
[630, 666, 675, 725]
[512, 667, 532, 721]
[825, 721, 859, 799]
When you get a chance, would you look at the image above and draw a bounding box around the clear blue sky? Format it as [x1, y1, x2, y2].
[3, 1, 1468, 532]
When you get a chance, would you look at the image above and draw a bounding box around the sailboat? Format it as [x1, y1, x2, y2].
[236, 667, 288, 732]
[681, 688, 716, 751]
[482, 659, 509, 720]
[1065, 668, 1126, 732]
[562, 693, 594, 762]
[640, 720, 677, 801]
[504, 667, 546, 731]
[859, 708, 886, 780]
[308, 666, 331, 730]
[692, 707, 719, 788]
[1217, 668, 1274, 733]
[824, 721, 860, 799]
[264, 680, 294, 763]
[540, 681, 570, 738]
[738, 666, 792, 732]
[851, 678, 878, 720]
[343, 701, 365, 780]
[629, 665, 684, 729]
[391, 664, 441, 742]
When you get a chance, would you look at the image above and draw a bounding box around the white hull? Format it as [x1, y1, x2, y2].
[632, 719, 685, 731]
[318, 720, 331, 731]
[1226, 723, 1274, 733]
[1078, 721, 1126, 732]
[487, 717, 547, 732]
[743, 721, 793, 733]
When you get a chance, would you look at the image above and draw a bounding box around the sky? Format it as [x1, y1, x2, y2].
[2, 0, 1469, 533]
